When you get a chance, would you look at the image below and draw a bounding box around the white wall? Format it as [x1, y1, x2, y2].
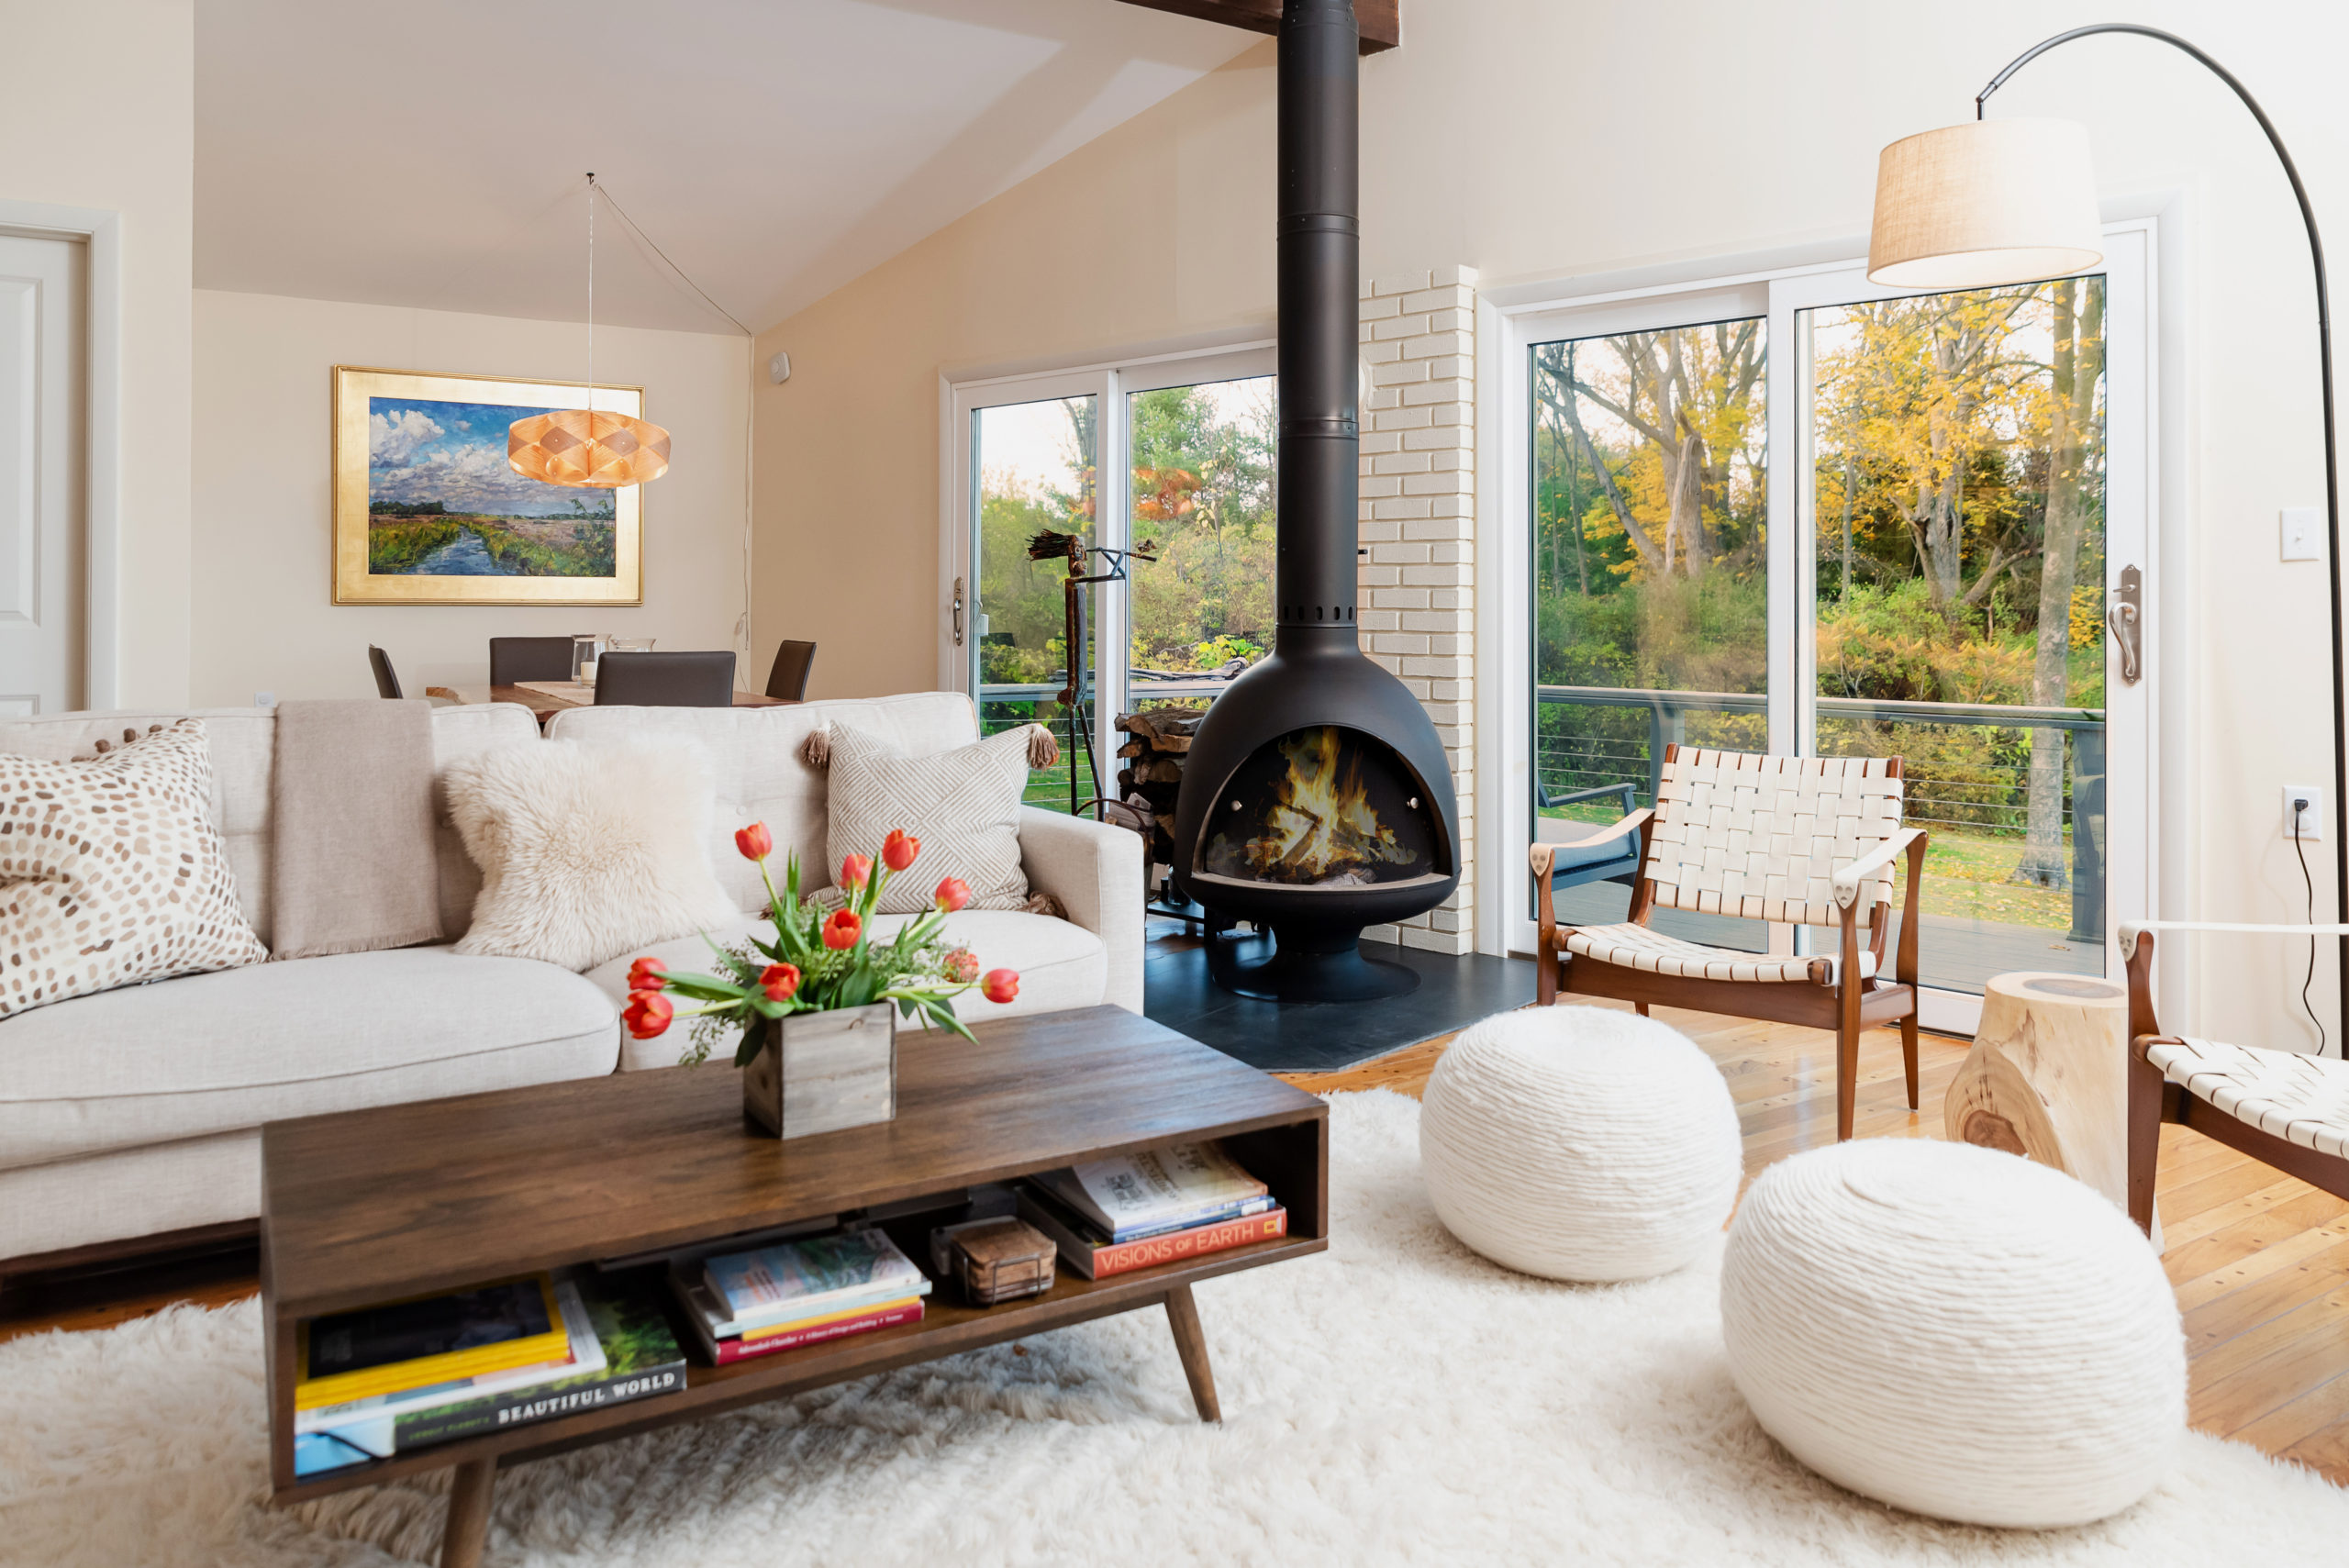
[191, 290, 750, 705]
[752, 0, 2349, 1044]
[0, 0, 194, 706]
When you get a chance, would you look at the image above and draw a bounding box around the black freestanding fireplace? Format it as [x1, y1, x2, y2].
[1168, 0, 1461, 1002]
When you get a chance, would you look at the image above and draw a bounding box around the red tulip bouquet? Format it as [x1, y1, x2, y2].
[625, 823, 1020, 1067]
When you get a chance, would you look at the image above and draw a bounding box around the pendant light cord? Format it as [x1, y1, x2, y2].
[584, 172, 761, 688]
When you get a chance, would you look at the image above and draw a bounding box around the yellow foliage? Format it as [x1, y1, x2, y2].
[2069, 584, 2103, 649]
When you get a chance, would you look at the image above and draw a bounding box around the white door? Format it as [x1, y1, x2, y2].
[0, 231, 87, 717]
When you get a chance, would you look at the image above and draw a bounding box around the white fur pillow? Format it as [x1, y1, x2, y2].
[444, 740, 739, 973]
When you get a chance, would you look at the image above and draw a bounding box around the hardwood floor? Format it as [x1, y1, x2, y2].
[1281, 1000, 2349, 1486]
[6, 1002, 2345, 1488]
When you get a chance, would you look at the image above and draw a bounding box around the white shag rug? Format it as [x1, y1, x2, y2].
[4, 1091, 2346, 1568]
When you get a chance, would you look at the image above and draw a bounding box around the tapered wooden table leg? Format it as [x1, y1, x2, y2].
[440, 1456, 497, 1568]
[1163, 1283, 1220, 1423]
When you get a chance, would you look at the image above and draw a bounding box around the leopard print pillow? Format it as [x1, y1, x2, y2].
[0, 718, 267, 1018]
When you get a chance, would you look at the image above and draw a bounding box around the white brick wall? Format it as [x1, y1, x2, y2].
[1359, 265, 1476, 955]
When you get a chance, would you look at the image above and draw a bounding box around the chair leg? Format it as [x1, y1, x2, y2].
[1634, 1002, 1650, 1018]
[1537, 945, 1557, 1006]
[1835, 986, 1862, 1142]
[2126, 1050, 2164, 1237]
[1899, 1010, 1920, 1112]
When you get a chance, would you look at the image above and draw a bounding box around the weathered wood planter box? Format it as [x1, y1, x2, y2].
[741, 1002, 896, 1139]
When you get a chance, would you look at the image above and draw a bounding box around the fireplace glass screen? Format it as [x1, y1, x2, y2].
[1197, 726, 1444, 887]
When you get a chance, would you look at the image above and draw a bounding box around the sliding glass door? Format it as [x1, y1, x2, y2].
[1506, 228, 2152, 1029]
[945, 347, 1277, 813]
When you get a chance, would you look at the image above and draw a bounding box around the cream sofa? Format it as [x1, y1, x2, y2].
[0, 692, 1141, 1266]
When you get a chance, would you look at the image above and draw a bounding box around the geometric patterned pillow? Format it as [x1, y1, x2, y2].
[0, 718, 267, 1018]
[822, 722, 1032, 914]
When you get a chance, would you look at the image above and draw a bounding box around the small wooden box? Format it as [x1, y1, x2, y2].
[933, 1218, 1056, 1307]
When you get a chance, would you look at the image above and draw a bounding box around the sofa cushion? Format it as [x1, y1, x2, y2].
[585, 909, 1106, 1072]
[0, 704, 544, 948]
[822, 722, 1032, 914]
[0, 945, 618, 1170]
[1, 719, 269, 1019]
[542, 693, 981, 916]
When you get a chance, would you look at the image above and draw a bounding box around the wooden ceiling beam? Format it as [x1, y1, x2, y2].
[1111, 0, 1397, 54]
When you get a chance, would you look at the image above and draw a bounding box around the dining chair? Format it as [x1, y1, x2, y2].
[1531, 744, 1928, 1141]
[595, 651, 736, 707]
[764, 639, 818, 702]
[367, 645, 461, 706]
[489, 636, 579, 686]
[367, 645, 404, 699]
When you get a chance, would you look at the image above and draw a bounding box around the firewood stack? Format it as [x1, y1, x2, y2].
[1115, 706, 1208, 893]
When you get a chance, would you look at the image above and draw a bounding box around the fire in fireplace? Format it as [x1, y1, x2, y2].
[1199, 727, 1440, 889]
[1163, 0, 1462, 1002]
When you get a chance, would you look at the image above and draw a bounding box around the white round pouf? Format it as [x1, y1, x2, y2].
[1721, 1139, 2185, 1528]
[1419, 1006, 1741, 1281]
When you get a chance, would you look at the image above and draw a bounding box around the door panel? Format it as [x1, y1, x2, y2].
[1800, 276, 2110, 994]
[967, 391, 1098, 807]
[0, 231, 85, 716]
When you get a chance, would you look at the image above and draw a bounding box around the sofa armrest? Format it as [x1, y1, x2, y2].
[1018, 806, 1144, 1014]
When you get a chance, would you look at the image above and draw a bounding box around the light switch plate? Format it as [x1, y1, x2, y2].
[2286, 784, 2323, 840]
[254, 691, 276, 708]
[2282, 507, 2324, 562]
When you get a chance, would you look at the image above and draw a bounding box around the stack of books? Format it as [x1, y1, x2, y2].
[673, 1228, 930, 1365]
[1017, 1140, 1287, 1279]
[293, 1272, 685, 1478]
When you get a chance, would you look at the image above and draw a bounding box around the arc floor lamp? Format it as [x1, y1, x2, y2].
[1867, 23, 2347, 1025]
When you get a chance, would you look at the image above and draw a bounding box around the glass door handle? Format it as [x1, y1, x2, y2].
[952, 576, 965, 647]
[2108, 563, 2143, 685]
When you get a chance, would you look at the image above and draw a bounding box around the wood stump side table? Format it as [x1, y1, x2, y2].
[1945, 972, 2157, 1237]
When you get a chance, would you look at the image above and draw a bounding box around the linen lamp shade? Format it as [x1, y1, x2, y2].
[507, 407, 671, 489]
[1866, 117, 2104, 289]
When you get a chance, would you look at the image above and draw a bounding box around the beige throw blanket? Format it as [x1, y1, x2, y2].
[268, 698, 444, 959]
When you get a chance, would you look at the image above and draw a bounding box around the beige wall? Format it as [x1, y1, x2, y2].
[192, 290, 750, 705]
[0, 0, 195, 706]
[753, 0, 2349, 1041]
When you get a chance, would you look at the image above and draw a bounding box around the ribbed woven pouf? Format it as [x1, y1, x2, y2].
[1721, 1139, 2185, 1528]
[1419, 1006, 1741, 1281]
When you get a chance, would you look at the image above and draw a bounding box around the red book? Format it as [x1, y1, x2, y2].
[1017, 1190, 1289, 1280]
[710, 1300, 924, 1365]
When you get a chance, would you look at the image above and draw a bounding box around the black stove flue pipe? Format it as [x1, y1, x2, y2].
[1167, 0, 1463, 1002]
[1275, 0, 1362, 643]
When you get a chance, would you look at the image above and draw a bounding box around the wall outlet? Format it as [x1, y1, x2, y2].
[254, 691, 276, 708]
[2285, 784, 2323, 840]
[2282, 507, 2324, 562]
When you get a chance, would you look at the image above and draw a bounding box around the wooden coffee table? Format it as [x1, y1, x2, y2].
[261, 1006, 1328, 1567]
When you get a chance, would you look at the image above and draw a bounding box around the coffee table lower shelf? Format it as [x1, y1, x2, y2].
[279, 1235, 1325, 1564]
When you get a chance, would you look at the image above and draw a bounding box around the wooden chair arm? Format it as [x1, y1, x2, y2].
[1831, 826, 1927, 910]
[1529, 809, 1653, 880]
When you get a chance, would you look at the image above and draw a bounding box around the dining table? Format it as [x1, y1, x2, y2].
[484, 681, 793, 725]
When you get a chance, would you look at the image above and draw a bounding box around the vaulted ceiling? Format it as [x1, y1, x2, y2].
[195, 0, 1261, 335]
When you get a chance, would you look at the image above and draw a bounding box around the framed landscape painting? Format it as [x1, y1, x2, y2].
[331, 365, 646, 606]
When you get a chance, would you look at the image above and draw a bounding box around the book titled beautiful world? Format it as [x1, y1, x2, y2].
[295, 1273, 568, 1411]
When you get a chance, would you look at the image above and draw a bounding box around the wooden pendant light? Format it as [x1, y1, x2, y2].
[510, 173, 671, 490]
[508, 407, 670, 488]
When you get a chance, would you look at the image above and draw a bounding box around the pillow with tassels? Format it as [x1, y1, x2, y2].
[803, 721, 1054, 915]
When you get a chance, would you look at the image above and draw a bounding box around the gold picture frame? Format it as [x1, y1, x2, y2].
[331, 365, 647, 606]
